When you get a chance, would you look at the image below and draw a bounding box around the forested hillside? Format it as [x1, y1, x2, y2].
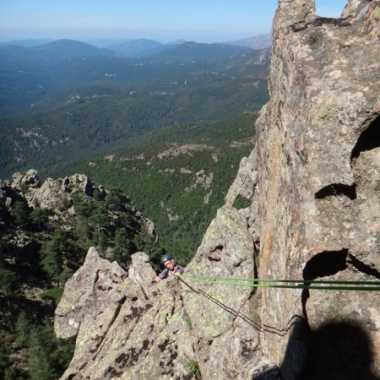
[0, 171, 161, 379]
[0, 40, 269, 179]
[0, 39, 269, 116]
[65, 114, 256, 264]
[0, 38, 269, 267]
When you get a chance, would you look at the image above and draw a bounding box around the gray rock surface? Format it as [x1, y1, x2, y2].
[252, 0, 380, 376]
[56, 248, 196, 380]
[1, 170, 157, 238]
[55, 247, 127, 341]
[55, 1, 380, 379]
[12, 172, 93, 212]
[6, 170, 94, 214]
[11, 169, 41, 189]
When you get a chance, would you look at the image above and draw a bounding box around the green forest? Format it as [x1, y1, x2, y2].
[0, 41, 269, 179]
[67, 114, 256, 264]
[0, 185, 162, 379]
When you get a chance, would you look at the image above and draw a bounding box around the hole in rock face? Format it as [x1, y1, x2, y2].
[233, 194, 251, 210]
[303, 249, 348, 281]
[315, 183, 357, 200]
[211, 244, 224, 253]
[351, 115, 380, 161]
[207, 245, 223, 262]
[315, 0, 347, 18]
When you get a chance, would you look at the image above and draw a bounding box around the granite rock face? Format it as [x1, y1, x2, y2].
[56, 248, 196, 380]
[183, 203, 259, 379]
[252, 0, 380, 377]
[55, 1, 380, 379]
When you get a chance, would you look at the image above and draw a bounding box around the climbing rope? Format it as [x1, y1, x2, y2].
[175, 270, 380, 338]
[177, 275, 303, 336]
[176, 274, 380, 337]
[181, 274, 380, 291]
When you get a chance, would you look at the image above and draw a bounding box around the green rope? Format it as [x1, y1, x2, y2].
[186, 275, 380, 285]
[183, 274, 380, 291]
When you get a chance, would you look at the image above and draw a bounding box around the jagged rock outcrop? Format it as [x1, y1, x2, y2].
[55, 1, 380, 379]
[1, 169, 165, 378]
[10, 170, 94, 213]
[56, 248, 196, 380]
[1, 170, 156, 239]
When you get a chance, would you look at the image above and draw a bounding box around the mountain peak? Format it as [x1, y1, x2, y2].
[33, 39, 113, 59]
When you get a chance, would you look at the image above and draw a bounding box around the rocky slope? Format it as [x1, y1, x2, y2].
[55, 1, 380, 379]
[0, 170, 156, 246]
[0, 170, 158, 379]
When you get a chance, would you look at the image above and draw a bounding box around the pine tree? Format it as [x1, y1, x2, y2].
[0, 345, 10, 379]
[3, 368, 16, 380]
[11, 199, 30, 226]
[75, 218, 91, 249]
[0, 264, 16, 296]
[113, 229, 133, 264]
[28, 329, 56, 380]
[89, 202, 109, 249]
[41, 232, 64, 283]
[27, 321, 73, 380]
[72, 194, 92, 218]
[30, 208, 50, 229]
[105, 191, 124, 212]
[15, 312, 30, 347]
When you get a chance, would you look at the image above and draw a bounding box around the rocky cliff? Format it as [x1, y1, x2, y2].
[1, 170, 160, 378]
[55, 1, 380, 379]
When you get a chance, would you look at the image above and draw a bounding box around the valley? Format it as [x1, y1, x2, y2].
[67, 114, 257, 264]
[0, 38, 269, 265]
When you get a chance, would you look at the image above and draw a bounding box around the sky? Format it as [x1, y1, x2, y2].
[0, 0, 348, 43]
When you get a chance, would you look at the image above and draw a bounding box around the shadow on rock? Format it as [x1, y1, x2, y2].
[297, 320, 380, 380]
[255, 318, 380, 380]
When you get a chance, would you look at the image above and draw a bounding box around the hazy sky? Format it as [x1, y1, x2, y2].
[0, 0, 348, 42]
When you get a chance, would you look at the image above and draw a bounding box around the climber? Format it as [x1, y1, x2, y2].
[154, 254, 184, 282]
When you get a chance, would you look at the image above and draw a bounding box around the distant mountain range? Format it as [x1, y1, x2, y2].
[1, 34, 271, 59]
[0, 38, 270, 116]
[228, 34, 272, 50]
[106, 39, 164, 58]
[0, 38, 52, 47]
[32, 39, 114, 60]
[0, 37, 270, 178]
[0, 39, 113, 66]
[103, 35, 271, 58]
